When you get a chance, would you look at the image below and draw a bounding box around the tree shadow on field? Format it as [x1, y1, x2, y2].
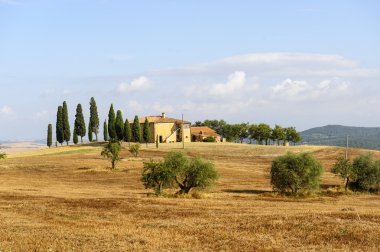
[223, 189, 272, 194]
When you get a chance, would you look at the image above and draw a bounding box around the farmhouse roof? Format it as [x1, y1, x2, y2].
[191, 126, 220, 138]
[139, 115, 191, 124]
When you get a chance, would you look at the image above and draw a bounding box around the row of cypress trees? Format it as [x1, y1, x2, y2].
[47, 98, 151, 147]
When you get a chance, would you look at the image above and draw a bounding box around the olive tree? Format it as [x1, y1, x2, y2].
[270, 152, 323, 194]
[101, 141, 121, 169]
[332, 156, 354, 192]
[351, 154, 380, 192]
[129, 143, 141, 157]
[141, 160, 173, 195]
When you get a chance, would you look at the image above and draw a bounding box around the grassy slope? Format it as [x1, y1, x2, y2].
[0, 142, 379, 251]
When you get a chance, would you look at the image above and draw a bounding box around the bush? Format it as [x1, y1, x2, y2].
[0, 153, 6, 159]
[270, 152, 323, 194]
[203, 136, 216, 142]
[101, 141, 121, 169]
[141, 151, 219, 195]
[129, 143, 141, 157]
[350, 154, 380, 192]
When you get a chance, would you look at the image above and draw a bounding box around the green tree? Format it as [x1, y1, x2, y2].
[115, 110, 124, 141]
[132, 115, 142, 142]
[89, 97, 100, 141]
[103, 120, 108, 142]
[108, 104, 117, 140]
[62, 101, 71, 145]
[255, 123, 272, 145]
[285, 127, 302, 145]
[142, 160, 173, 195]
[238, 123, 249, 143]
[124, 118, 132, 144]
[88, 120, 93, 142]
[47, 124, 52, 148]
[74, 104, 86, 143]
[270, 152, 324, 194]
[129, 143, 141, 157]
[56, 106, 64, 146]
[248, 124, 258, 144]
[351, 154, 380, 192]
[101, 141, 121, 169]
[73, 128, 79, 144]
[143, 118, 151, 147]
[332, 156, 354, 192]
[272, 124, 286, 145]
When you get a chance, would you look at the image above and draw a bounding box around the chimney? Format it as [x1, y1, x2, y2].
[162, 112, 166, 118]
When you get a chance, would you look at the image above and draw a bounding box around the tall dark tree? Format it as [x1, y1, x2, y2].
[108, 104, 117, 141]
[143, 118, 151, 147]
[74, 104, 86, 143]
[47, 124, 52, 148]
[103, 120, 108, 142]
[115, 110, 124, 141]
[73, 128, 79, 144]
[62, 101, 71, 145]
[132, 115, 142, 142]
[124, 118, 132, 144]
[56, 106, 64, 146]
[88, 120, 93, 142]
[89, 97, 100, 141]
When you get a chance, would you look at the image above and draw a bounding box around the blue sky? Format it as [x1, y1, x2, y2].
[0, 0, 380, 141]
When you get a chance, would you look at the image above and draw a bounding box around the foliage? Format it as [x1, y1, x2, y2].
[88, 121, 93, 142]
[351, 154, 380, 192]
[108, 104, 117, 140]
[132, 115, 142, 142]
[115, 110, 124, 141]
[89, 97, 100, 141]
[285, 127, 302, 145]
[141, 160, 173, 195]
[143, 118, 150, 146]
[143, 151, 219, 195]
[270, 152, 323, 194]
[73, 128, 78, 144]
[272, 125, 286, 145]
[332, 156, 354, 191]
[203, 136, 216, 142]
[0, 153, 6, 159]
[194, 119, 227, 135]
[129, 143, 141, 157]
[47, 124, 52, 148]
[62, 101, 71, 145]
[103, 120, 108, 142]
[101, 141, 121, 169]
[74, 104, 86, 143]
[56, 106, 64, 145]
[124, 118, 132, 143]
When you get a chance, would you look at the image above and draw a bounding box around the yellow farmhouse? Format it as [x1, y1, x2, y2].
[139, 113, 191, 143]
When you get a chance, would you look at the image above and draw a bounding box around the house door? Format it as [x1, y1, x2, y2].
[159, 136, 163, 143]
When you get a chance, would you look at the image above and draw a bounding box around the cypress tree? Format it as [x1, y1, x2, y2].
[89, 97, 100, 141]
[108, 104, 117, 141]
[74, 104, 86, 143]
[56, 106, 64, 146]
[73, 128, 78, 144]
[88, 120, 93, 142]
[62, 101, 71, 145]
[47, 124, 52, 148]
[115, 110, 124, 141]
[124, 118, 132, 144]
[143, 118, 150, 147]
[103, 120, 108, 142]
[132, 115, 142, 143]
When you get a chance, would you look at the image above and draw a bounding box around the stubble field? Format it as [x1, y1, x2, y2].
[0, 142, 379, 251]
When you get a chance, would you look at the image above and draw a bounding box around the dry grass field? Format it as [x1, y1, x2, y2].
[0, 142, 379, 251]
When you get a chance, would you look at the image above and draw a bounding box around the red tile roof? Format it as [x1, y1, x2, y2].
[139, 115, 191, 124]
[191, 126, 220, 138]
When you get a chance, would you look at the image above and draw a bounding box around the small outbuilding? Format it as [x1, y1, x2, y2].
[191, 126, 222, 142]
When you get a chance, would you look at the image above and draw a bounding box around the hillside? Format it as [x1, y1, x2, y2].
[301, 125, 380, 150]
[0, 143, 379, 251]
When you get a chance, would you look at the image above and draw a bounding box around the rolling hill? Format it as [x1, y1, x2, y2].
[301, 125, 380, 150]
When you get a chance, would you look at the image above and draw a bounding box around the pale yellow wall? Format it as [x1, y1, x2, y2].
[148, 122, 191, 143]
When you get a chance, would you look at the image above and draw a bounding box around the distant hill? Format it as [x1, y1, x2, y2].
[301, 125, 380, 150]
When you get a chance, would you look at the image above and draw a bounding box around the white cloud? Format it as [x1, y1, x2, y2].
[0, 105, 14, 116]
[117, 76, 151, 93]
[151, 102, 174, 113]
[271, 78, 350, 102]
[210, 71, 246, 96]
[0, 0, 22, 5]
[34, 110, 49, 119]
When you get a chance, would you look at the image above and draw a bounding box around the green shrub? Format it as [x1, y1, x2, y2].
[141, 160, 173, 195]
[101, 141, 121, 169]
[203, 136, 216, 142]
[351, 154, 380, 192]
[0, 153, 6, 159]
[270, 152, 323, 194]
[129, 143, 141, 157]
